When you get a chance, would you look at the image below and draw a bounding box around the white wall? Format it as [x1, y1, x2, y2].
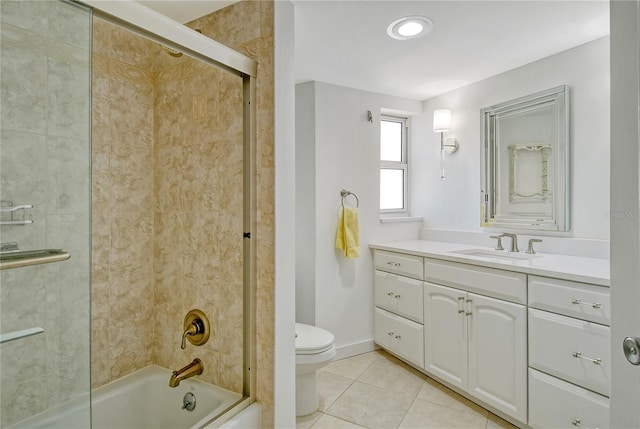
[414, 37, 610, 240]
[295, 81, 422, 356]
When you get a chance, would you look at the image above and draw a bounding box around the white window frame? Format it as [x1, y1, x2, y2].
[380, 114, 409, 215]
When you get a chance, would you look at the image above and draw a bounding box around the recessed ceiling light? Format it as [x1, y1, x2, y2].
[387, 16, 434, 40]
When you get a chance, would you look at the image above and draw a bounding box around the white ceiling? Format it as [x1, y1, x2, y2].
[143, 0, 610, 101]
[293, 0, 610, 100]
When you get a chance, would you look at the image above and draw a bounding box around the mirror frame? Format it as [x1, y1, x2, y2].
[480, 85, 570, 232]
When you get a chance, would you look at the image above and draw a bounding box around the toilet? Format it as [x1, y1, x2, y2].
[295, 323, 336, 416]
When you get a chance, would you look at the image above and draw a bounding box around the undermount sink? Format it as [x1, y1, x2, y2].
[450, 248, 540, 261]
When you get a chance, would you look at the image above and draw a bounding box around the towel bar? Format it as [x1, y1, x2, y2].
[340, 189, 359, 208]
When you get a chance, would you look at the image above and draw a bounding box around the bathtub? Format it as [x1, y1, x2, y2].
[9, 366, 243, 429]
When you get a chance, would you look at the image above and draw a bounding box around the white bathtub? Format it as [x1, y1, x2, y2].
[9, 366, 243, 429]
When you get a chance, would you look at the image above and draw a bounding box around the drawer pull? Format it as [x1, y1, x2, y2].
[394, 294, 401, 299]
[395, 335, 401, 340]
[572, 299, 602, 309]
[572, 351, 602, 365]
[571, 418, 598, 429]
[387, 292, 394, 297]
[387, 332, 394, 336]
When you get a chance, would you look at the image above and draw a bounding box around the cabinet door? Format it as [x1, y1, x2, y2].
[467, 293, 527, 424]
[424, 282, 468, 390]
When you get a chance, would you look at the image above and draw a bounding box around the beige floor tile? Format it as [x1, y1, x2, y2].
[327, 381, 412, 429]
[356, 353, 425, 405]
[317, 370, 354, 412]
[486, 413, 520, 429]
[399, 398, 488, 429]
[415, 377, 489, 419]
[296, 411, 322, 429]
[310, 414, 368, 429]
[323, 351, 380, 380]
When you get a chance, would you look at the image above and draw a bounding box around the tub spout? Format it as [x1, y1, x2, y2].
[169, 358, 203, 387]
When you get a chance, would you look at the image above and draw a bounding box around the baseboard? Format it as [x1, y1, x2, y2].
[335, 339, 379, 360]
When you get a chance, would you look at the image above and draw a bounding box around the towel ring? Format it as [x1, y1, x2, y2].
[340, 189, 359, 208]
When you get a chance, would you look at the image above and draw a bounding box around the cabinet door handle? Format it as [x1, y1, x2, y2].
[572, 351, 602, 365]
[387, 332, 394, 336]
[394, 294, 400, 299]
[394, 335, 401, 340]
[571, 418, 598, 429]
[571, 299, 602, 309]
[457, 296, 465, 313]
[387, 292, 394, 297]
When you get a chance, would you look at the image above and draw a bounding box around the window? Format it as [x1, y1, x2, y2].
[380, 115, 408, 214]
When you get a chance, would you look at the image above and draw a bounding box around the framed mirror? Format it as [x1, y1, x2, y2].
[481, 85, 570, 231]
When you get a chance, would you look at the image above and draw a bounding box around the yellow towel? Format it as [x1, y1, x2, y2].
[335, 206, 360, 258]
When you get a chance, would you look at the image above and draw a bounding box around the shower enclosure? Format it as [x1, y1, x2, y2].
[1, 0, 257, 427]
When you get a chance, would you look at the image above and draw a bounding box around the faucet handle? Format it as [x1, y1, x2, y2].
[181, 323, 199, 350]
[181, 309, 210, 349]
[490, 235, 504, 251]
[526, 239, 542, 254]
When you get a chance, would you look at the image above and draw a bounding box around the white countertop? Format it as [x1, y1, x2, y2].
[369, 240, 610, 287]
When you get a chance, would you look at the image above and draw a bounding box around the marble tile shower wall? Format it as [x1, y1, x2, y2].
[0, 1, 92, 427]
[91, 4, 275, 421]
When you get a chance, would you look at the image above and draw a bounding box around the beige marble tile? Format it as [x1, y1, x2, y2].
[356, 352, 426, 405]
[326, 381, 413, 429]
[89, 4, 276, 423]
[415, 377, 490, 419]
[399, 398, 488, 429]
[311, 414, 367, 429]
[323, 351, 379, 380]
[317, 370, 353, 412]
[296, 411, 322, 429]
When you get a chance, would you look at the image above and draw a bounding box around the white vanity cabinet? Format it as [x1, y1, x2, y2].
[528, 275, 611, 429]
[424, 261, 527, 424]
[371, 244, 610, 429]
[373, 251, 425, 368]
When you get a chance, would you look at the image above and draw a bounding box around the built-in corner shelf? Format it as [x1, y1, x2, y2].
[0, 249, 70, 270]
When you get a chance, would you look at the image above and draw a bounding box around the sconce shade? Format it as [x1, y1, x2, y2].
[433, 109, 451, 132]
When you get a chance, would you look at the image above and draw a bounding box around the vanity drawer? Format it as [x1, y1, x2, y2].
[374, 251, 424, 280]
[529, 308, 610, 396]
[528, 275, 610, 325]
[424, 258, 526, 304]
[529, 368, 609, 429]
[374, 307, 424, 368]
[374, 270, 423, 323]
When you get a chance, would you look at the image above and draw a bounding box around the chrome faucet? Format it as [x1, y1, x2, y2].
[169, 358, 203, 387]
[499, 233, 519, 252]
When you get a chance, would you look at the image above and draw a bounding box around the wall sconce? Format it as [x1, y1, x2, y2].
[433, 109, 459, 180]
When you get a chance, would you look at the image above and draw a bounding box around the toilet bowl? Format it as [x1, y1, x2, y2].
[295, 323, 336, 416]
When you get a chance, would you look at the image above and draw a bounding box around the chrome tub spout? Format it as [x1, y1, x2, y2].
[169, 358, 203, 387]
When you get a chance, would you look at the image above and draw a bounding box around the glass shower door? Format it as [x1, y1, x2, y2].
[0, 0, 92, 427]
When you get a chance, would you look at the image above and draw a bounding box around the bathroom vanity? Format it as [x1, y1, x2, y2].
[370, 240, 610, 429]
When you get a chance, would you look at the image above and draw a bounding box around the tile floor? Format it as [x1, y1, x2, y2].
[296, 350, 520, 429]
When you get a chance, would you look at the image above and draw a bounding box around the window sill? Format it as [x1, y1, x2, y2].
[380, 216, 423, 224]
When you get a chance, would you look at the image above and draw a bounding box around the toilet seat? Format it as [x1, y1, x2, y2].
[295, 323, 334, 355]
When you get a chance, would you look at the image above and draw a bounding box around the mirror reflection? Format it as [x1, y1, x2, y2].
[481, 86, 570, 231]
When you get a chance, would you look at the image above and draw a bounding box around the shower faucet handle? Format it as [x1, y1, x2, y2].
[180, 309, 210, 349]
[181, 321, 201, 350]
